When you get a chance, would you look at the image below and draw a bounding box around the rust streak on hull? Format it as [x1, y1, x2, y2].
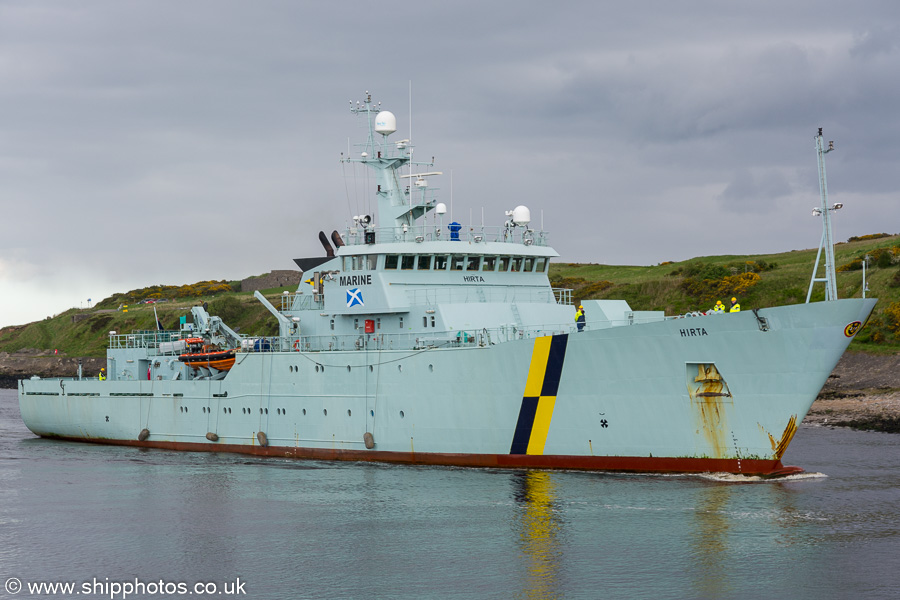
[38, 434, 796, 477]
[771, 415, 799, 460]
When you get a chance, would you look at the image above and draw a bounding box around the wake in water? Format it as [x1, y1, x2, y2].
[698, 471, 828, 483]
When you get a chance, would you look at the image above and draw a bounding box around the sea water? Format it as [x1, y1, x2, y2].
[1, 387, 899, 600]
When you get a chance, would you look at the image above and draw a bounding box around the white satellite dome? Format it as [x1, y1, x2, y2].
[511, 205, 531, 226]
[435, 202, 447, 215]
[374, 111, 397, 136]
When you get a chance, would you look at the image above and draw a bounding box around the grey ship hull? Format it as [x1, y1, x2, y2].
[19, 298, 874, 476]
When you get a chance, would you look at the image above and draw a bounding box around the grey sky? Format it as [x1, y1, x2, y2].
[2, 1, 898, 327]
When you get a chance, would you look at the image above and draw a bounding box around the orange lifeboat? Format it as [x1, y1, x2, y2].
[178, 338, 236, 371]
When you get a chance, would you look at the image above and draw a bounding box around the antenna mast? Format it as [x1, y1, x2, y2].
[806, 128, 842, 303]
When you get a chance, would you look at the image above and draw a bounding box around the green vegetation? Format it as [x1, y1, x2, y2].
[2, 233, 900, 357]
[553, 233, 900, 352]
[0, 282, 288, 357]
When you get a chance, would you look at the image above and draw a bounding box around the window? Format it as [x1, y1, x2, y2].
[385, 255, 399, 269]
[376, 318, 381, 330]
[466, 256, 480, 271]
[524, 257, 535, 272]
[423, 316, 428, 327]
[451, 255, 465, 271]
[401, 255, 415, 270]
[434, 255, 448, 270]
[330, 318, 335, 331]
[510, 258, 523, 272]
[365, 255, 377, 270]
[499, 256, 511, 272]
[536, 257, 547, 272]
[482, 256, 497, 271]
[399, 317, 404, 329]
[417, 255, 432, 270]
[343, 256, 353, 271]
[430, 316, 435, 327]
[354, 318, 359, 329]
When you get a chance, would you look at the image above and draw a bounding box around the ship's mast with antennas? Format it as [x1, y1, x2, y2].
[344, 92, 440, 234]
[806, 128, 842, 303]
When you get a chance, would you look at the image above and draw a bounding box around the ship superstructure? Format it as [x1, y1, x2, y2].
[18, 93, 876, 476]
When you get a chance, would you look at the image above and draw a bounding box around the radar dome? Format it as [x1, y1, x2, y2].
[435, 202, 447, 215]
[512, 205, 531, 226]
[375, 111, 397, 136]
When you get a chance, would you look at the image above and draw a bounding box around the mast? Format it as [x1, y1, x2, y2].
[806, 128, 842, 303]
[345, 92, 439, 236]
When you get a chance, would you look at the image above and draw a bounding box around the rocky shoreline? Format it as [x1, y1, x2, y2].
[805, 352, 900, 433]
[3, 350, 899, 432]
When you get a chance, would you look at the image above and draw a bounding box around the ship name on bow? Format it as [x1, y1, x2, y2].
[680, 328, 708, 337]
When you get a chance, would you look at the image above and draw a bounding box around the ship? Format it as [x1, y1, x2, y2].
[18, 94, 876, 476]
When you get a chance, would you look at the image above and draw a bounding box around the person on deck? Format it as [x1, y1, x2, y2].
[730, 297, 741, 313]
[98, 368, 106, 381]
[576, 305, 586, 332]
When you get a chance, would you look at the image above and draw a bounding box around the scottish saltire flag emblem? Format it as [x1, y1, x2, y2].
[346, 288, 364, 307]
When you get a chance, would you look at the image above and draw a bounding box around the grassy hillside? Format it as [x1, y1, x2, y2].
[0, 286, 289, 358]
[553, 233, 900, 353]
[2, 234, 900, 357]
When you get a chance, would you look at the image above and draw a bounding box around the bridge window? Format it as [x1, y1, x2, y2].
[524, 257, 535, 272]
[499, 256, 511, 271]
[401, 255, 415, 270]
[434, 255, 448, 270]
[451, 255, 465, 271]
[482, 256, 497, 271]
[417, 255, 432, 270]
[466, 256, 480, 270]
[536, 257, 547, 272]
[364, 255, 377, 270]
[385, 255, 399, 270]
[510, 257, 523, 272]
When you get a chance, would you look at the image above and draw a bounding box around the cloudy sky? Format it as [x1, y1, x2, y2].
[1, 1, 899, 327]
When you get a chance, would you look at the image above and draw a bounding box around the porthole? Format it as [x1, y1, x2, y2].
[400, 410, 405, 418]
[323, 409, 328, 416]
[370, 410, 375, 417]
[277, 408, 281, 415]
[398, 365, 402, 373]
[265, 408, 268, 414]
[315, 365, 319, 373]
[429, 364, 434, 372]
[185, 407, 188, 413]
[289, 366, 293, 373]
[259, 408, 263, 415]
[347, 409, 352, 417]
[347, 365, 351, 372]
[302, 408, 307, 416]
[369, 365, 374, 372]
[282, 408, 286, 415]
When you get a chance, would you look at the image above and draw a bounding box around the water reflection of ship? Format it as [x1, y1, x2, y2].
[690, 480, 804, 598]
[512, 471, 563, 600]
[691, 484, 733, 598]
